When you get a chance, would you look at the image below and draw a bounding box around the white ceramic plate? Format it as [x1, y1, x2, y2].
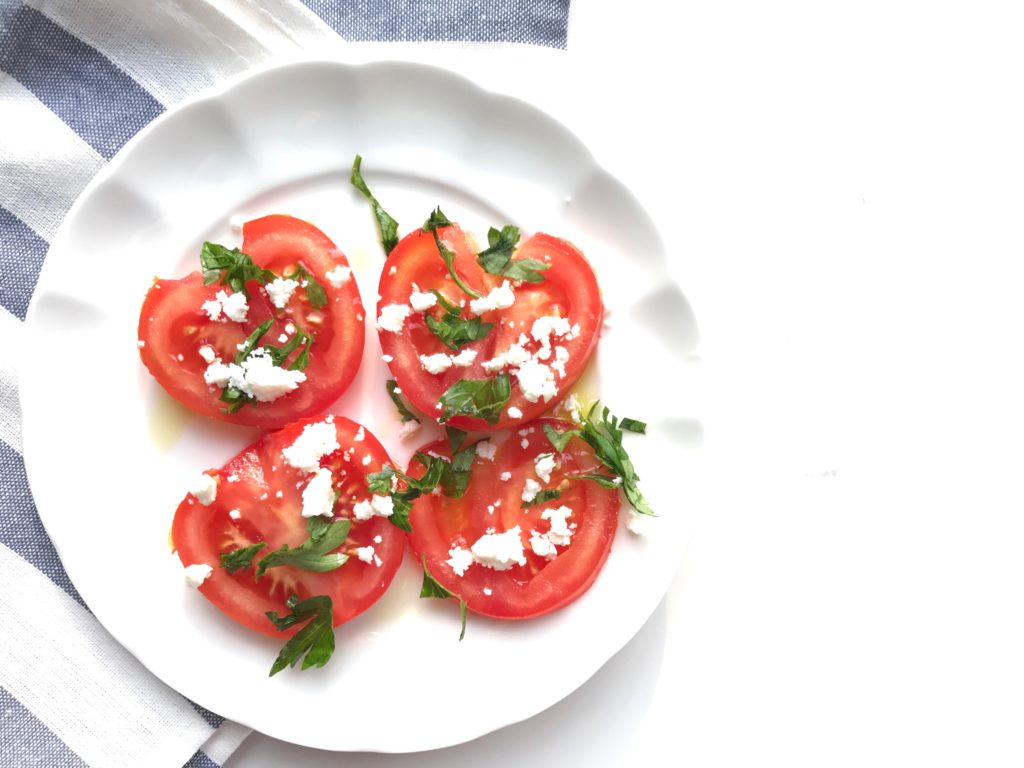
[21, 60, 700, 752]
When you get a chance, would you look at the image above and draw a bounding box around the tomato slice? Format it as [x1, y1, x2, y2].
[172, 416, 402, 637]
[407, 418, 620, 619]
[138, 215, 364, 428]
[376, 224, 602, 430]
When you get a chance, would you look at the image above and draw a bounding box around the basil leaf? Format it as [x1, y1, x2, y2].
[440, 428, 476, 499]
[542, 423, 579, 453]
[438, 374, 511, 425]
[424, 290, 493, 350]
[233, 319, 274, 364]
[266, 594, 335, 676]
[350, 155, 399, 255]
[263, 324, 313, 370]
[521, 488, 562, 509]
[255, 518, 350, 578]
[576, 402, 654, 517]
[570, 472, 620, 489]
[476, 225, 549, 283]
[619, 417, 647, 434]
[219, 542, 267, 574]
[386, 380, 419, 423]
[419, 556, 468, 641]
[423, 207, 481, 299]
[365, 456, 448, 533]
[200, 242, 275, 297]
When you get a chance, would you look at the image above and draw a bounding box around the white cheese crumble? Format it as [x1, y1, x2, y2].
[356, 545, 381, 566]
[529, 529, 558, 559]
[470, 526, 527, 570]
[184, 563, 213, 588]
[326, 265, 352, 287]
[521, 478, 541, 504]
[531, 315, 572, 350]
[285, 322, 296, 334]
[278, 333, 289, 343]
[499, 471, 512, 482]
[377, 303, 410, 333]
[507, 406, 523, 419]
[626, 509, 649, 535]
[281, 421, 340, 473]
[541, 505, 574, 546]
[515, 358, 558, 403]
[520, 438, 529, 449]
[409, 290, 437, 311]
[474, 441, 497, 461]
[481, 336, 531, 373]
[198, 345, 216, 364]
[381, 354, 394, 363]
[354, 426, 365, 442]
[229, 213, 246, 233]
[447, 546, 474, 576]
[202, 290, 249, 323]
[483, 587, 493, 596]
[353, 494, 394, 521]
[190, 474, 217, 505]
[469, 280, 515, 315]
[398, 420, 421, 440]
[449, 349, 477, 367]
[265, 277, 299, 309]
[300, 468, 336, 518]
[559, 393, 581, 422]
[373, 535, 383, 544]
[419, 353, 452, 375]
[228, 508, 241, 520]
[534, 453, 557, 484]
[240, 350, 307, 401]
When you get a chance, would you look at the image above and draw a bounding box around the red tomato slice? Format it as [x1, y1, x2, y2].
[376, 224, 602, 430]
[407, 418, 620, 619]
[138, 215, 364, 428]
[173, 416, 402, 637]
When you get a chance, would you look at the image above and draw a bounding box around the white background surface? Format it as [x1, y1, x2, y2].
[227, 1, 1024, 765]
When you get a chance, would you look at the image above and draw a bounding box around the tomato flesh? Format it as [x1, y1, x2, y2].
[172, 416, 402, 637]
[139, 215, 364, 428]
[377, 225, 602, 430]
[407, 418, 620, 619]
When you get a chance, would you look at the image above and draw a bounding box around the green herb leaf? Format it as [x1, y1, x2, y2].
[440, 427, 477, 499]
[476, 225, 550, 283]
[219, 542, 267, 574]
[350, 155, 399, 255]
[521, 488, 562, 509]
[255, 518, 350, 578]
[263, 323, 314, 370]
[578, 402, 654, 516]
[423, 207, 481, 299]
[424, 289, 494, 351]
[419, 555, 468, 641]
[266, 594, 335, 676]
[292, 264, 327, 310]
[570, 472, 621, 489]
[438, 374, 511, 425]
[619, 418, 647, 434]
[542, 423, 579, 453]
[200, 242, 275, 297]
[233, 318, 275, 364]
[386, 380, 419, 423]
[365, 455, 448, 533]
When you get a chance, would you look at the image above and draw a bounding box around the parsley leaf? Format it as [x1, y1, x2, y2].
[425, 290, 493, 350]
[386, 380, 419, 423]
[255, 518, 350, 578]
[476, 225, 549, 283]
[419, 555, 468, 641]
[364, 455, 447, 533]
[439, 427, 476, 499]
[219, 542, 267, 574]
[438, 374, 511, 425]
[350, 155, 399, 255]
[200, 242, 275, 297]
[291, 264, 327, 310]
[543, 403, 654, 516]
[266, 594, 335, 676]
[423, 207, 482, 299]
[521, 488, 562, 509]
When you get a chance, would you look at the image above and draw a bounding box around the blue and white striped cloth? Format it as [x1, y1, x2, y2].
[0, 2, 569, 765]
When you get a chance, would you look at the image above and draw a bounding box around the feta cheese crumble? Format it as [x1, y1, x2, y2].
[356, 545, 381, 566]
[301, 468, 336, 518]
[515, 358, 558, 403]
[469, 280, 515, 315]
[507, 406, 523, 419]
[528, 530, 558, 559]
[184, 563, 213, 588]
[483, 587, 493, 596]
[203, 349, 307, 403]
[189, 474, 217, 505]
[353, 494, 394, 521]
[265, 277, 299, 309]
[198, 345, 216, 364]
[419, 352, 452, 375]
[534, 453, 557, 484]
[521, 478, 542, 504]
[447, 546, 474, 576]
[228, 508, 241, 520]
[470, 526, 527, 570]
[326, 265, 352, 287]
[499, 471, 512, 482]
[202, 290, 249, 323]
[474, 441, 497, 461]
[626, 509, 649, 535]
[409, 290, 437, 311]
[541, 505, 574, 546]
[377, 303, 411, 333]
[282, 420, 340, 473]
[449, 349, 477, 367]
[354, 426, 365, 442]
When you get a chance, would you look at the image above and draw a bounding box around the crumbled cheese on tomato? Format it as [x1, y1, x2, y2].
[528, 529, 558, 559]
[377, 303, 411, 333]
[228, 508, 241, 520]
[483, 587, 493, 596]
[470, 526, 526, 570]
[552, 346, 570, 378]
[278, 333, 289, 343]
[444, 546, 472, 576]
[449, 349, 476, 367]
[381, 354, 394, 363]
[353, 494, 393, 521]
[326, 265, 351, 287]
[266, 277, 299, 309]
[515, 358, 558, 403]
[469, 280, 515, 315]
[507, 406, 523, 419]
[355, 545, 380, 566]
[373, 535, 383, 544]
[240, 350, 307, 401]
[388, 265, 397, 276]
[625, 509, 649, 535]
[282, 420, 340, 473]
[534, 453, 557, 483]
[531, 316, 572, 350]
[398, 420, 421, 440]
[521, 478, 541, 504]
[541, 505, 574, 546]
[184, 563, 213, 588]
[475, 441, 497, 461]
[559, 393, 581, 422]
[300, 468, 336, 518]
[419, 353, 452, 375]
[409, 290, 437, 312]
[285, 322, 296, 334]
[229, 213, 246, 233]
[354, 426, 365, 442]
[198, 345, 216, 364]
[481, 336, 531, 373]
[520, 438, 529, 449]
[499, 471, 512, 482]
[190, 473, 217, 505]
[205, 290, 249, 322]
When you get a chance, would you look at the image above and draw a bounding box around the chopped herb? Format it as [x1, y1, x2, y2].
[568, 472, 620, 489]
[264, 324, 314, 371]
[255, 518, 350, 578]
[423, 207, 481, 299]
[291, 264, 327, 310]
[365, 455, 447, 532]
[386, 380, 419, 423]
[233, 319, 274, 364]
[266, 594, 335, 676]
[219, 542, 267, 574]
[476, 225, 549, 283]
[425, 290, 493, 350]
[437, 374, 511, 425]
[200, 242, 275, 297]
[521, 488, 562, 509]
[419, 555, 468, 641]
[350, 155, 399, 254]
[543, 402, 654, 516]
[439, 427, 477, 499]
[619, 418, 647, 434]
[220, 320, 312, 414]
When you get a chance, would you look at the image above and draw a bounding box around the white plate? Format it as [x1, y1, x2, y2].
[20, 60, 700, 752]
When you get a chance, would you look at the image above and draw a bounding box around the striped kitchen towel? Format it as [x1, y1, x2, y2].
[0, 2, 570, 766]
